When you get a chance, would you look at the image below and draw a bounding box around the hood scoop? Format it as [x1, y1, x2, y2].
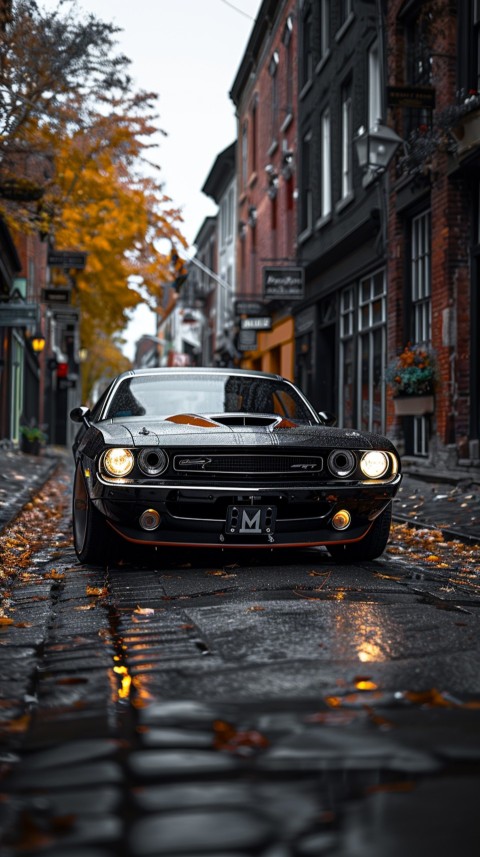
[207, 413, 284, 428]
[164, 412, 286, 429]
[165, 413, 222, 428]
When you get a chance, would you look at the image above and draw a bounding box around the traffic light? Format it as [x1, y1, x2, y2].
[170, 249, 188, 292]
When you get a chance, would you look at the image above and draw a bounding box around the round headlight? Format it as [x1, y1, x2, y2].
[138, 448, 168, 476]
[103, 447, 134, 477]
[327, 449, 356, 478]
[360, 450, 389, 479]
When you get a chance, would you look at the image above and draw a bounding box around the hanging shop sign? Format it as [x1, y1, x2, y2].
[387, 85, 436, 109]
[237, 329, 258, 351]
[41, 288, 72, 305]
[52, 308, 80, 324]
[263, 267, 304, 299]
[47, 249, 87, 269]
[0, 302, 38, 327]
[234, 299, 265, 316]
[240, 316, 272, 331]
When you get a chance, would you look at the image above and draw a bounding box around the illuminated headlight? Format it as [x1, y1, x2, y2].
[102, 448, 134, 477]
[138, 447, 168, 476]
[360, 450, 389, 479]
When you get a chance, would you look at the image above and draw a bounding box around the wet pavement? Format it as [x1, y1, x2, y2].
[0, 446, 480, 856]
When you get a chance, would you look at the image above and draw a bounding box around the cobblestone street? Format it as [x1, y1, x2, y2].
[0, 450, 480, 855]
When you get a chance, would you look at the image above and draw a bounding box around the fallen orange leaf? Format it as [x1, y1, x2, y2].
[86, 586, 107, 597]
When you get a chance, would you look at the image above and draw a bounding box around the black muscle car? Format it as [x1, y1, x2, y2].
[70, 367, 402, 565]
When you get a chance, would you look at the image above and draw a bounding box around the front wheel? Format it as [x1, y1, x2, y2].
[73, 463, 118, 565]
[327, 504, 392, 563]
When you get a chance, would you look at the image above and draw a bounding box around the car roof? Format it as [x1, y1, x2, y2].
[117, 367, 287, 382]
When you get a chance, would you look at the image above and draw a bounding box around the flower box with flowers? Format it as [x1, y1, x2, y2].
[385, 345, 436, 416]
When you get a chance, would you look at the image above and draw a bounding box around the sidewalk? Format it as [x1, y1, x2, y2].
[0, 445, 61, 532]
[0, 445, 479, 544]
[395, 470, 480, 543]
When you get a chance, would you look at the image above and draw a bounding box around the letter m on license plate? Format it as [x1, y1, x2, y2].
[226, 505, 276, 535]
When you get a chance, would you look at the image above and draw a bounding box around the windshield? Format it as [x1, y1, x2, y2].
[104, 373, 317, 424]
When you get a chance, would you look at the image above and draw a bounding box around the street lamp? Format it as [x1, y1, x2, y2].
[31, 330, 46, 353]
[353, 122, 404, 257]
[354, 122, 404, 176]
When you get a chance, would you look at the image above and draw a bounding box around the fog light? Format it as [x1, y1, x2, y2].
[139, 509, 161, 531]
[332, 509, 351, 531]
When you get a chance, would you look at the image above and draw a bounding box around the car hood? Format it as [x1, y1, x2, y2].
[90, 413, 397, 452]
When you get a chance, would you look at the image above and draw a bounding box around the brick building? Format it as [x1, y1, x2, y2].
[230, 0, 298, 380]
[386, 1, 479, 466]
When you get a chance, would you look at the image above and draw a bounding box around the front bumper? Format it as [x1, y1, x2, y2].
[89, 475, 401, 549]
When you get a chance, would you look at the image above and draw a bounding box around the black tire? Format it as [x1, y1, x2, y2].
[72, 463, 118, 565]
[327, 503, 392, 563]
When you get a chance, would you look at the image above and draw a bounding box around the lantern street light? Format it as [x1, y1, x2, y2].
[354, 122, 404, 176]
[353, 122, 404, 256]
[31, 330, 46, 353]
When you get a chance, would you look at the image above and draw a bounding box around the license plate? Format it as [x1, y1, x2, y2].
[226, 505, 276, 536]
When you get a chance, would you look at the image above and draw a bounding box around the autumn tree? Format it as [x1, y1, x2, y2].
[45, 98, 186, 396]
[0, 0, 187, 391]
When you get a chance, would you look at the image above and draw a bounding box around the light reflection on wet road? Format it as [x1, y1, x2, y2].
[2, 475, 480, 856]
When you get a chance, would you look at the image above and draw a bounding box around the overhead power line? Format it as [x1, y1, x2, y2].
[219, 0, 256, 21]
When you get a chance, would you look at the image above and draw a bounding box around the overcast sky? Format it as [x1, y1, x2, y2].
[40, 0, 262, 357]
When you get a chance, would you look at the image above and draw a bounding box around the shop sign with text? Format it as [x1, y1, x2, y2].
[263, 267, 304, 299]
[240, 316, 272, 331]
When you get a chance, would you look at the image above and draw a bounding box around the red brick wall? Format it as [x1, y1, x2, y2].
[386, 2, 473, 460]
[235, 0, 298, 299]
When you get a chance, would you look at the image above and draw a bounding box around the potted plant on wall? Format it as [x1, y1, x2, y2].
[385, 344, 437, 416]
[19, 419, 48, 456]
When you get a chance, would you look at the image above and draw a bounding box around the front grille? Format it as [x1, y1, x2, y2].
[173, 454, 323, 475]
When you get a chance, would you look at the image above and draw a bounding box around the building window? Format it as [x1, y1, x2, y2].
[283, 15, 293, 119]
[300, 129, 312, 234]
[301, 2, 313, 89]
[410, 210, 431, 457]
[227, 186, 234, 242]
[339, 272, 386, 433]
[241, 121, 248, 188]
[320, 108, 331, 218]
[220, 198, 227, 248]
[319, 0, 330, 62]
[340, 286, 355, 428]
[251, 98, 257, 174]
[358, 270, 386, 434]
[216, 270, 227, 337]
[405, 6, 433, 134]
[368, 39, 382, 128]
[341, 83, 353, 200]
[411, 210, 432, 344]
[269, 51, 279, 144]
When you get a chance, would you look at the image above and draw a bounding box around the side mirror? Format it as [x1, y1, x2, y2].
[318, 410, 337, 426]
[70, 406, 91, 426]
